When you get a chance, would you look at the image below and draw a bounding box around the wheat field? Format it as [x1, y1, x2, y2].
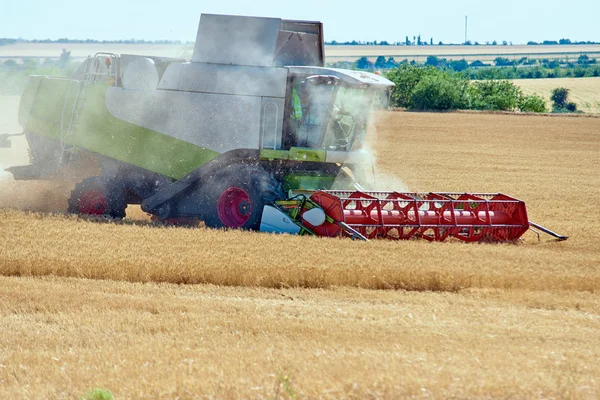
[1, 97, 600, 398]
[513, 77, 600, 114]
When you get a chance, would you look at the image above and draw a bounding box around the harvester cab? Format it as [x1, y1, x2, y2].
[4, 13, 567, 242]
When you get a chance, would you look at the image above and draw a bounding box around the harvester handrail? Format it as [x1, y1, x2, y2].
[28, 75, 80, 83]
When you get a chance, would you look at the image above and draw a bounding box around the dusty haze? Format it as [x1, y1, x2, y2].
[0, 95, 76, 213]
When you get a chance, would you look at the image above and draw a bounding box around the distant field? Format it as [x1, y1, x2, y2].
[1, 42, 599, 63]
[513, 77, 600, 114]
[0, 43, 193, 61]
[1, 95, 599, 398]
[326, 44, 600, 63]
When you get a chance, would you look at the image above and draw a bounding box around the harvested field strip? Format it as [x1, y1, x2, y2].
[0, 210, 597, 292]
[1, 276, 599, 398]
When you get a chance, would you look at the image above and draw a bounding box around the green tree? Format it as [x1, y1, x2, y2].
[448, 59, 469, 72]
[355, 56, 373, 70]
[385, 64, 430, 107]
[550, 87, 569, 109]
[425, 55, 441, 67]
[410, 74, 468, 111]
[565, 102, 578, 112]
[469, 80, 523, 111]
[519, 94, 547, 113]
[374, 56, 387, 69]
[58, 48, 72, 67]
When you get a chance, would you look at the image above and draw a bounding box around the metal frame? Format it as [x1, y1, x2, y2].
[301, 191, 531, 242]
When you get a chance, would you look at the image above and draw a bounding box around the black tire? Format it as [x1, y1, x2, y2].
[201, 164, 284, 230]
[68, 176, 127, 219]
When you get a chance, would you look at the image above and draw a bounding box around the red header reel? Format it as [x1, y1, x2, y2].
[306, 191, 530, 242]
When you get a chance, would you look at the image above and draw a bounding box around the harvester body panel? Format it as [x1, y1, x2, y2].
[20, 77, 219, 179]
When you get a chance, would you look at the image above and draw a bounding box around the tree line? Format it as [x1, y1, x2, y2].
[385, 64, 580, 113]
[324, 38, 599, 46]
[330, 54, 600, 80]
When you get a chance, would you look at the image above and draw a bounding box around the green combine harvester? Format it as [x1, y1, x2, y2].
[1, 14, 567, 242]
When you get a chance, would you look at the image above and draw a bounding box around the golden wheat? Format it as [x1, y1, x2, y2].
[1, 276, 598, 399]
[1, 111, 599, 292]
[1, 102, 600, 398]
[513, 77, 600, 114]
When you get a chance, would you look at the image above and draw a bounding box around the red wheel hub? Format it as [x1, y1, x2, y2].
[79, 190, 106, 215]
[217, 187, 252, 228]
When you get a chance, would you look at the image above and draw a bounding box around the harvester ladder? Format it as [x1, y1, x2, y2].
[59, 53, 119, 166]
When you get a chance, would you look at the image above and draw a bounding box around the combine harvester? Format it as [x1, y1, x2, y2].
[0, 14, 566, 242]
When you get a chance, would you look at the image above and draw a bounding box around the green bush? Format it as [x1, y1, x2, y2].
[550, 87, 569, 110]
[519, 94, 548, 113]
[385, 64, 430, 108]
[81, 388, 113, 400]
[469, 80, 524, 111]
[409, 74, 468, 111]
[385, 64, 548, 113]
[565, 102, 578, 112]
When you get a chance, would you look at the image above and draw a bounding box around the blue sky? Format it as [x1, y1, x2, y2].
[2, 0, 599, 44]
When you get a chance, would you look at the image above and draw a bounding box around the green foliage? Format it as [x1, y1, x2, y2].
[374, 56, 387, 69]
[425, 56, 441, 67]
[58, 48, 72, 67]
[276, 372, 298, 399]
[385, 65, 550, 113]
[494, 57, 515, 67]
[519, 94, 548, 113]
[386, 64, 430, 108]
[551, 87, 570, 109]
[550, 87, 579, 113]
[354, 56, 373, 70]
[81, 388, 114, 400]
[410, 74, 468, 111]
[469, 80, 524, 111]
[448, 59, 469, 72]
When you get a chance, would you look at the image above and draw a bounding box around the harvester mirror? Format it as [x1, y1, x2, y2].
[0, 134, 12, 148]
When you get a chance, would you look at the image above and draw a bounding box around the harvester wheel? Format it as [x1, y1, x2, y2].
[68, 177, 127, 219]
[202, 165, 284, 230]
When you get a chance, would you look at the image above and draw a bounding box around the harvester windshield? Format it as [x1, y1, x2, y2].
[286, 80, 376, 151]
[325, 86, 375, 150]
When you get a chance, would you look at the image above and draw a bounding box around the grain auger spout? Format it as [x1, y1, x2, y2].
[260, 190, 568, 243]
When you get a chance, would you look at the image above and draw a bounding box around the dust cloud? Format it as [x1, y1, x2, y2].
[357, 111, 410, 193]
[0, 95, 74, 213]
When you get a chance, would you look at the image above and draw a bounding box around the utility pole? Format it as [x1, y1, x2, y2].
[465, 15, 468, 44]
